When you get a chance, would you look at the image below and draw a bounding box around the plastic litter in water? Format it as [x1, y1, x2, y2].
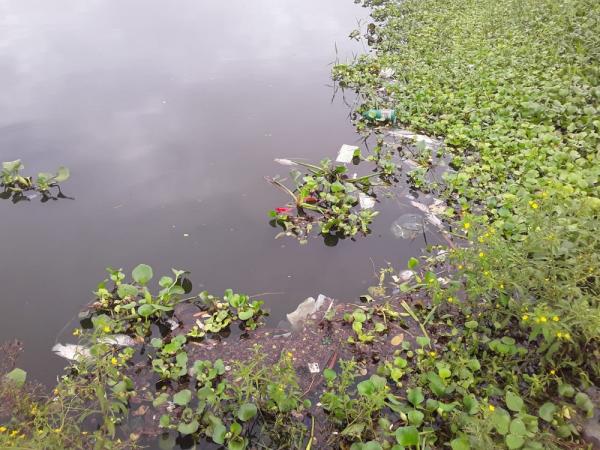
[308, 362, 320, 374]
[363, 109, 397, 123]
[336, 144, 359, 163]
[52, 343, 91, 361]
[359, 192, 376, 209]
[391, 213, 423, 239]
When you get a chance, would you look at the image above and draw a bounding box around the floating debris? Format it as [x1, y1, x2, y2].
[286, 294, 328, 330]
[390, 129, 443, 148]
[52, 343, 91, 361]
[274, 158, 298, 166]
[391, 213, 423, 239]
[308, 362, 320, 374]
[359, 192, 376, 209]
[99, 334, 137, 347]
[336, 144, 359, 163]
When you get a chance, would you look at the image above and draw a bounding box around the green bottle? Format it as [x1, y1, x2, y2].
[363, 109, 397, 124]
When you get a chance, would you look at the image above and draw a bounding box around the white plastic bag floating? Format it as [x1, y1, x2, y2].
[52, 343, 91, 361]
[391, 214, 423, 239]
[359, 192, 376, 209]
[286, 294, 328, 330]
[99, 334, 137, 347]
[336, 145, 359, 163]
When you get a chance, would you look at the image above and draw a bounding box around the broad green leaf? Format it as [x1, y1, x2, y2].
[395, 426, 419, 446]
[505, 434, 524, 449]
[538, 402, 556, 422]
[54, 166, 70, 182]
[5, 368, 27, 387]
[505, 391, 524, 412]
[177, 420, 199, 435]
[408, 257, 419, 269]
[450, 436, 470, 450]
[173, 389, 192, 406]
[237, 403, 257, 421]
[557, 383, 575, 398]
[492, 409, 511, 435]
[323, 368, 337, 381]
[408, 410, 424, 427]
[117, 283, 138, 299]
[509, 418, 527, 436]
[341, 422, 365, 437]
[132, 264, 153, 285]
[407, 387, 424, 406]
[153, 392, 169, 407]
[159, 414, 170, 428]
[238, 309, 254, 321]
[137, 304, 155, 318]
[212, 422, 227, 444]
[427, 372, 446, 396]
[227, 436, 246, 450]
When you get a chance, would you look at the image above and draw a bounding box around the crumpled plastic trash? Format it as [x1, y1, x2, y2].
[52, 343, 91, 361]
[390, 129, 443, 148]
[99, 334, 137, 347]
[308, 362, 320, 374]
[336, 145, 359, 163]
[286, 294, 328, 330]
[410, 200, 444, 229]
[391, 214, 423, 239]
[380, 68, 395, 79]
[359, 192, 376, 209]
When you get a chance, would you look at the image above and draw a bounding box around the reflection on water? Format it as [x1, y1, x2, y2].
[0, 0, 439, 386]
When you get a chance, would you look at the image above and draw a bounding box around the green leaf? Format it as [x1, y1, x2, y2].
[341, 422, 365, 437]
[54, 166, 70, 182]
[505, 434, 524, 449]
[153, 392, 169, 407]
[5, 368, 27, 387]
[407, 387, 424, 406]
[237, 403, 257, 421]
[395, 426, 419, 446]
[450, 436, 471, 450]
[505, 391, 524, 412]
[464, 320, 478, 329]
[227, 436, 247, 450]
[509, 419, 527, 436]
[137, 304, 155, 318]
[538, 402, 556, 422]
[159, 414, 170, 428]
[323, 368, 337, 382]
[173, 389, 192, 406]
[212, 422, 227, 444]
[427, 372, 446, 396]
[132, 264, 153, 285]
[177, 420, 199, 435]
[353, 310, 367, 323]
[492, 409, 511, 435]
[408, 257, 419, 269]
[357, 380, 375, 396]
[238, 309, 254, 321]
[408, 410, 424, 427]
[117, 283, 138, 299]
[557, 383, 575, 398]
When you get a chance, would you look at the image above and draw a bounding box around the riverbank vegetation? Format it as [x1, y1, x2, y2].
[1, 0, 598, 448]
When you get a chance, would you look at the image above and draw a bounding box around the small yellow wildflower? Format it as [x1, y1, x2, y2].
[478, 236, 485, 243]
[540, 316, 547, 323]
[564, 332, 571, 340]
[463, 222, 471, 230]
[552, 316, 559, 322]
[53, 428, 62, 433]
[103, 325, 111, 333]
[458, 264, 464, 270]
[0, 426, 7, 433]
[522, 315, 529, 321]
[556, 331, 563, 338]
[447, 297, 454, 303]
[111, 357, 118, 366]
[479, 252, 485, 258]
[483, 271, 491, 276]
[72, 328, 81, 337]
[287, 352, 293, 358]
[489, 405, 495, 412]
[10, 430, 18, 437]
[550, 369, 556, 375]
[528, 201, 539, 209]
[429, 351, 437, 357]
[53, 388, 59, 395]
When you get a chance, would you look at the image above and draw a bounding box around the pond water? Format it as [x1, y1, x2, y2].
[0, 0, 441, 387]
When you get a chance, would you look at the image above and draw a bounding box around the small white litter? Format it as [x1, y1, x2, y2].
[99, 334, 137, 347]
[336, 145, 359, 163]
[380, 68, 395, 79]
[286, 294, 327, 330]
[410, 200, 444, 230]
[397, 270, 415, 282]
[390, 129, 443, 148]
[274, 158, 298, 166]
[52, 343, 91, 361]
[308, 362, 320, 374]
[359, 192, 376, 209]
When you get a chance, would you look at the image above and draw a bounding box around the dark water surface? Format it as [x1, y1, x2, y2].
[0, 0, 437, 386]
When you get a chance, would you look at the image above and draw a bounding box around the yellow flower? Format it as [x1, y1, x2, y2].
[429, 351, 437, 357]
[53, 428, 62, 433]
[463, 222, 471, 230]
[522, 315, 529, 321]
[287, 352, 293, 358]
[550, 369, 556, 375]
[0, 426, 7, 432]
[479, 252, 485, 258]
[499, 284, 504, 289]
[540, 316, 547, 323]
[552, 316, 559, 322]
[458, 264, 464, 270]
[103, 325, 111, 333]
[528, 201, 539, 209]
[72, 328, 81, 336]
[488, 404, 495, 412]
[111, 357, 118, 366]
[447, 297, 454, 303]
[478, 237, 485, 243]
[564, 332, 571, 340]
[556, 331, 563, 338]
[483, 271, 491, 277]
[10, 430, 18, 437]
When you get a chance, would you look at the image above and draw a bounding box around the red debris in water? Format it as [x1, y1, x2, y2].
[275, 207, 293, 214]
[303, 196, 318, 204]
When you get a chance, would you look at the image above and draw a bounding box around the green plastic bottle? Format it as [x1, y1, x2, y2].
[363, 109, 397, 124]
